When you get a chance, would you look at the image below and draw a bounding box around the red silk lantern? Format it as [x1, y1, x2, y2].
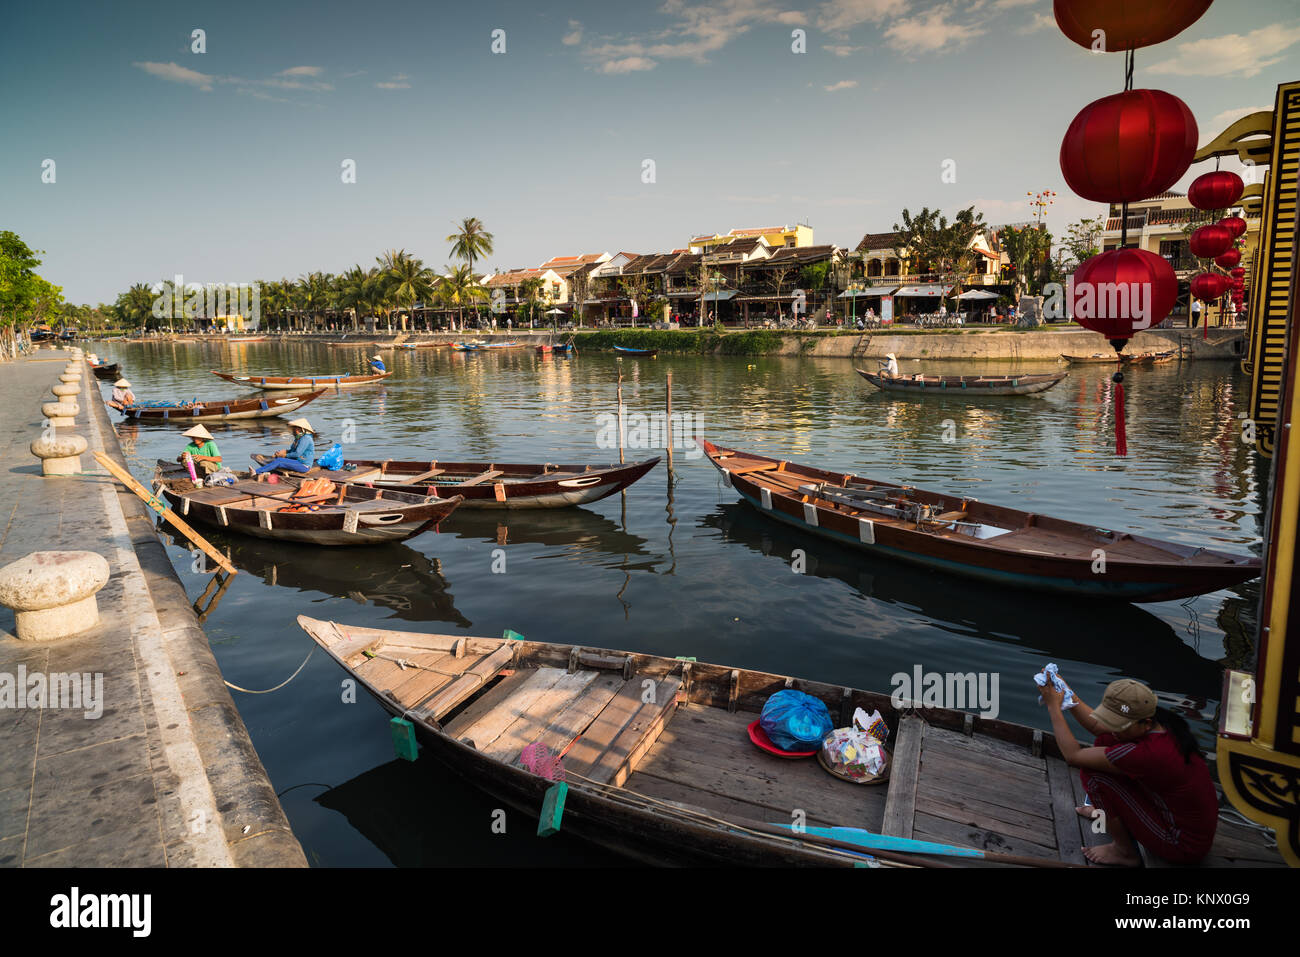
[1060, 90, 1197, 202]
[1220, 214, 1247, 238]
[1189, 224, 1233, 259]
[1071, 249, 1179, 339]
[1190, 272, 1229, 302]
[1054, 0, 1213, 52]
[1214, 247, 1241, 269]
[1230, 267, 1246, 279]
[1188, 171, 1243, 210]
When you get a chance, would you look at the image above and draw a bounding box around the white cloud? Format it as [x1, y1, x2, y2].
[1148, 24, 1300, 79]
[132, 61, 215, 92]
[885, 6, 986, 55]
[824, 79, 858, 91]
[599, 56, 658, 74]
[993, 0, 1038, 8]
[818, 0, 910, 33]
[376, 74, 411, 89]
[824, 44, 863, 56]
[278, 66, 323, 77]
[1207, 105, 1272, 130]
[563, 20, 583, 45]
[1017, 12, 1055, 34]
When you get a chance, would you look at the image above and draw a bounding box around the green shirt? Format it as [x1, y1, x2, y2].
[185, 440, 221, 459]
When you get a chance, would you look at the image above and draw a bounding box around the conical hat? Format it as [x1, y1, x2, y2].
[372, 355, 384, 360]
[114, 379, 131, 387]
[287, 418, 315, 433]
[183, 425, 214, 441]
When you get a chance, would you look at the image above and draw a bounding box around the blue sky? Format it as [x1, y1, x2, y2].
[3, 0, 1298, 303]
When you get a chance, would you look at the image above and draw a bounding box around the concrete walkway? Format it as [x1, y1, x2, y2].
[0, 349, 305, 866]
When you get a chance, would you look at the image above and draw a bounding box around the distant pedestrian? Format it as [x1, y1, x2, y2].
[1191, 300, 1202, 327]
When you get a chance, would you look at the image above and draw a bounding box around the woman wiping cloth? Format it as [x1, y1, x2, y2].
[1037, 675, 1218, 866]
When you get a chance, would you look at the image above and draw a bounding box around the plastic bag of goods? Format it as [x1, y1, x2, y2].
[759, 690, 834, 752]
[819, 728, 887, 783]
[317, 443, 344, 471]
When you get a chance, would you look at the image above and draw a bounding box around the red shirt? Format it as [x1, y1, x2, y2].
[1102, 730, 1219, 855]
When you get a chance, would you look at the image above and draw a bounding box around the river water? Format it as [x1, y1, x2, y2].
[91, 339, 1261, 866]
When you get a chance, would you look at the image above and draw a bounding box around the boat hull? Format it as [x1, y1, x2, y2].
[210, 370, 392, 390]
[857, 369, 1066, 396]
[122, 390, 326, 423]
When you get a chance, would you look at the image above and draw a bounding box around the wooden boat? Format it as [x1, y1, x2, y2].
[614, 345, 658, 358]
[264, 455, 661, 509]
[210, 369, 392, 390]
[90, 362, 120, 379]
[1149, 350, 1177, 364]
[1060, 353, 1118, 364]
[120, 389, 326, 423]
[227, 335, 267, 343]
[857, 369, 1067, 396]
[1061, 351, 1170, 365]
[297, 615, 1281, 867]
[152, 466, 462, 545]
[536, 342, 575, 355]
[702, 441, 1259, 603]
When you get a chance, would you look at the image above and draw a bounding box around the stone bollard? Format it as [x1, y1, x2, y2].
[53, 383, 81, 399]
[0, 551, 111, 641]
[60, 373, 80, 383]
[30, 434, 87, 475]
[42, 401, 79, 427]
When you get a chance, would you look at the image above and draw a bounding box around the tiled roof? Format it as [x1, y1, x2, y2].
[856, 231, 902, 252]
[747, 245, 837, 267]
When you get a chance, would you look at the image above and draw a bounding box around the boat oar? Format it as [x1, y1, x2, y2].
[752, 821, 1082, 868]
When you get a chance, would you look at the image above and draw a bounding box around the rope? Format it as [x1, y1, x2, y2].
[225, 648, 314, 694]
[366, 651, 467, 679]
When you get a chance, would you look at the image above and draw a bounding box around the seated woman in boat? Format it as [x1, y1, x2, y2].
[878, 353, 899, 377]
[369, 354, 386, 373]
[1037, 677, 1218, 866]
[253, 418, 316, 476]
[179, 425, 222, 477]
[108, 378, 135, 411]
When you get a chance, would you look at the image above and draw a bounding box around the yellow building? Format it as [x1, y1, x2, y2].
[688, 224, 813, 254]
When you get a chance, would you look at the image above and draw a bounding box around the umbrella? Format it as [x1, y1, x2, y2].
[545, 308, 565, 315]
[957, 289, 999, 300]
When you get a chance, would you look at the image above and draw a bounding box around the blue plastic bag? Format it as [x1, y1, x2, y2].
[760, 690, 834, 752]
[317, 443, 343, 471]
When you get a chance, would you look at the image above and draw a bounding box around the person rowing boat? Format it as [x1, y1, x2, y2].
[253, 418, 316, 478]
[878, 353, 899, 377]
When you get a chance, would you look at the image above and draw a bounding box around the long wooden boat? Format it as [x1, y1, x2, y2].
[262, 455, 661, 509]
[536, 343, 575, 355]
[227, 335, 267, 343]
[210, 369, 393, 390]
[856, 369, 1066, 396]
[1060, 351, 1171, 365]
[1061, 353, 1118, 364]
[703, 441, 1259, 603]
[90, 362, 121, 379]
[120, 389, 326, 423]
[297, 615, 1280, 867]
[614, 345, 658, 357]
[152, 466, 462, 545]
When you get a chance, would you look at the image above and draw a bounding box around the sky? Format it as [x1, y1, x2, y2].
[3, 0, 1298, 304]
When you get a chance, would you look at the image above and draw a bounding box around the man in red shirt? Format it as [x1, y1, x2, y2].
[1038, 677, 1219, 866]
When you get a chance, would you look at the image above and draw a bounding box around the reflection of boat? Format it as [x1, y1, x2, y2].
[297, 615, 1281, 867]
[227, 335, 268, 343]
[210, 369, 392, 390]
[701, 503, 1223, 689]
[121, 389, 326, 423]
[331, 456, 660, 509]
[703, 441, 1260, 603]
[153, 465, 462, 545]
[856, 369, 1066, 397]
[219, 535, 469, 627]
[442, 507, 655, 560]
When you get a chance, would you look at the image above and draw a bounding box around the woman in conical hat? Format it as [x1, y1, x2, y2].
[180, 424, 223, 476]
[370, 353, 387, 373]
[253, 418, 317, 477]
[108, 378, 135, 411]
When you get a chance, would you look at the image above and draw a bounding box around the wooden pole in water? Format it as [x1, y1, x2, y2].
[665, 370, 674, 472]
[616, 370, 625, 464]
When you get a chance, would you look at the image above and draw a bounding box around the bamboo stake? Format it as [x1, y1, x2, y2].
[665, 370, 674, 472]
[616, 370, 625, 465]
[92, 451, 237, 577]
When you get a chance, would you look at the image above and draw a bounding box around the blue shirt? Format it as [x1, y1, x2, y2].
[287, 433, 315, 465]
[370, 358, 386, 372]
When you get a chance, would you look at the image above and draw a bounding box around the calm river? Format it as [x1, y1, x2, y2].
[92, 339, 1260, 866]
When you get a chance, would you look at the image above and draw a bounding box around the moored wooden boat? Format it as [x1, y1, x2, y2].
[536, 342, 575, 355]
[263, 455, 661, 509]
[152, 466, 462, 545]
[297, 615, 1281, 867]
[90, 362, 120, 379]
[210, 369, 393, 390]
[1061, 353, 1117, 364]
[614, 345, 658, 357]
[120, 389, 326, 423]
[703, 441, 1259, 603]
[857, 369, 1067, 396]
[227, 335, 267, 343]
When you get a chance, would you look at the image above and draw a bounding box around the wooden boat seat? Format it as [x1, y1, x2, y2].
[399, 468, 446, 483]
[456, 469, 505, 487]
[565, 674, 683, 787]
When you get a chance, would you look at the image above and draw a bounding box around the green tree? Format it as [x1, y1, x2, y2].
[385, 251, 435, 330]
[1061, 216, 1106, 273]
[439, 264, 483, 328]
[998, 224, 1054, 298]
[447, 218, 494, 276]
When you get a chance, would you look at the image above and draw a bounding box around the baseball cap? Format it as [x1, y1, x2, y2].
[1091, 679, 1157, 732]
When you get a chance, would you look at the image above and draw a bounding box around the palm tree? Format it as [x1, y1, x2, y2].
[382, 250, 435, 331]
[439, 264, 484, 328]
[115, 282, 155, 330]
[447, 218, 494, 276]
[363, 267, 394, 329]
[517, 276, 546, 328]
[338, 266, 369, 330]
[297, 272, 330, 330]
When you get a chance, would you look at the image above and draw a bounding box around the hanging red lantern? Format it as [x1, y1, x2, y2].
[1054, 0, 1213, 52]
[1220, 214, 1247, 238]
[1190, 272, 1229, 302]
[1188, 171, 1244, 210]
[1189, 224, 1234, 259]
[1214, 247, 1241, 269]
[1060, 90, 1197, 202]
[1230, 267, 1246, 279]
